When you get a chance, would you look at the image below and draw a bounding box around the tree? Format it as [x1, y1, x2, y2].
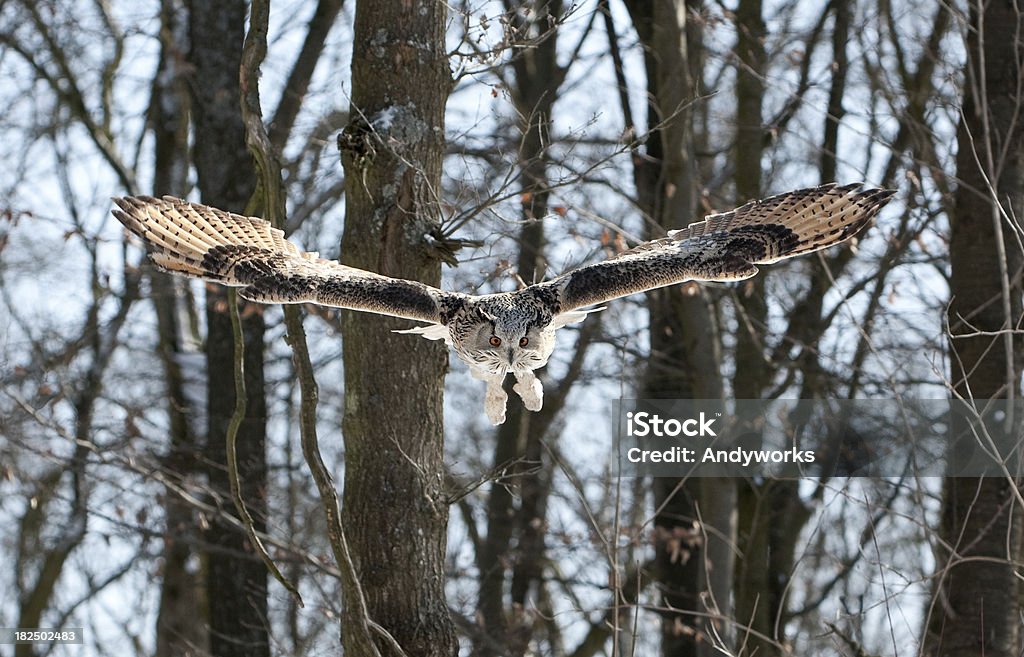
[622, 2, 721, 654]
[337, 1, 458, 655]
[187, 1, 271, 655]
[927, 1, 1024, 655]
[150, 2, 203, 655]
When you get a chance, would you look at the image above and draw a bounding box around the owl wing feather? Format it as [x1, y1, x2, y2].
[112, 195, 458, 324]
[544, 183, 894, 314]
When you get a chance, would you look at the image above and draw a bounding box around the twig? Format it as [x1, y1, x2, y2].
[283, 305, 387, 655]
[224, 289, 303, 604]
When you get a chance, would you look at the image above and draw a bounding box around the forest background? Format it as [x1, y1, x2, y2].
[1, 1, 1021, 656]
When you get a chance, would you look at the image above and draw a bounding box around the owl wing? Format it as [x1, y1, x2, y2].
[543, 183, 894, 314]
[112, 196, 461, 325]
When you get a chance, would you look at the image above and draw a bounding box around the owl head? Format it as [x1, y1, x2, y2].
[454, 309, 556, 376]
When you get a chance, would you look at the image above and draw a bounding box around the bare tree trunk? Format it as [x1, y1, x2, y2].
[187, 1, 269, 655]
[625, 2, 721, 655]
[337, 1, 457, 655]
[729, 2, 780, 655]
[819, 0, 849, 184]
[152, 2, 205, 655]
[730, 0, 767, 400]
[715, 0, 772, 652]
[928, 2, 1024, 656]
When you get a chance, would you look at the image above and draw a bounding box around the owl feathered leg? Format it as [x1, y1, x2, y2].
[471, 368, 508, 425]
[513, 371, 543, 412]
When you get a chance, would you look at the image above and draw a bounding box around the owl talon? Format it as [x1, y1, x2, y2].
[513, 372, 544, 412]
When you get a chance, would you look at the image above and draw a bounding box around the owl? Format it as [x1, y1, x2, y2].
[113, 183, 893, 425]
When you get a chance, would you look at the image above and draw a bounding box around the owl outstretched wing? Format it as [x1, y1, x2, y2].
[112, 196, 461, 325]
[544, 183, 894, 314]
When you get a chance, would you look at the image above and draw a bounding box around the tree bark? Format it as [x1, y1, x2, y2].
[337, 1, 457, 655]
[729, 2, 786, 656]
[928, 2, 1024, 656]
[624, 2, 722, 655]
[152, 2, 205, 655]
[187, 1, 269, 656]
[721, 0, 770, 653]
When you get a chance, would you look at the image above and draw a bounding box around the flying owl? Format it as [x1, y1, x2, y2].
[112, 183, 893, 425]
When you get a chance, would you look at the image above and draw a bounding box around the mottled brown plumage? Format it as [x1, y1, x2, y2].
[112, 183, 893, 424]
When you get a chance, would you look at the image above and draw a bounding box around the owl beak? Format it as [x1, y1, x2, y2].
[506, 348, 515, 366]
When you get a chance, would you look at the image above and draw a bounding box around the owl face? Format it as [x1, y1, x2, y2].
[452, 309, 556, 376]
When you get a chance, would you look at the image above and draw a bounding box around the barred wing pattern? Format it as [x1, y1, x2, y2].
[112, 196, 454, 325]
[550, 183, 893, 313]
[113, 185, 892, 425]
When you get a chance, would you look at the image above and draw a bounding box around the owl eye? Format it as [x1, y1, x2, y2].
[519, 337, 529, 347]
[489, 336, 502, 347]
